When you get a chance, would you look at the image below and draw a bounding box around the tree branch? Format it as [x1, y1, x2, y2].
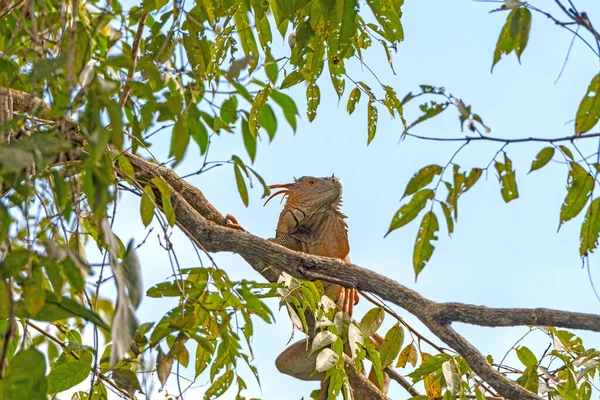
[9, 88, 600, 400]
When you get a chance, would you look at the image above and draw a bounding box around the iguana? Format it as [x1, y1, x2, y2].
[264, 175, 361, 399]
[226, 175, 387, 399]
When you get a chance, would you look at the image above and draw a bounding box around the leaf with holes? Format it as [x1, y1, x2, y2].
[347, 87, 361, 114]
[387, 190, 434, 236]
[249, 84, 271, 137]
[366, 0, 404, 43]
[306, 83, 320, 122]
[580, 198, 600, 256]
[492, 7, 532, 70]
[403, 165, 442, 197]
[367, 100, 378, 145]
[529, 147, 555, 173]
[560, 162, 594, 226]
[494, 154, 519, 203]
[413, 211, 439, 279]
[575, 74, 600, 135]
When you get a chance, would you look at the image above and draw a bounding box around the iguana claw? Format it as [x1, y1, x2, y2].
[224, 214, 246, 231]
[335, 286, 360, 316]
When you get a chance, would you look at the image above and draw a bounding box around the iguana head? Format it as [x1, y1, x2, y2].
[264, 175, 345, 235]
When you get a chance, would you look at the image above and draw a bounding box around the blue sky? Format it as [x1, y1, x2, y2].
[95, 0, 600, 399]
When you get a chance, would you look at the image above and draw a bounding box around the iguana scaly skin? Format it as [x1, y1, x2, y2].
[263, 175, 359, 397]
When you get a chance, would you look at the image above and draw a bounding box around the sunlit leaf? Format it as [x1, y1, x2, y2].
[529, 147, 555, 173]
[560, 162, 594, 226]
[494, 153, 519, 203]
[360, 307, 385, 338]
[387, 190, 434, 235]
[580, 198, 600, 256]
[403, 165, 442, 197]
[380, 323, 404, 368]
[367, 100, 378, 145]
[306, 83, 320, 122]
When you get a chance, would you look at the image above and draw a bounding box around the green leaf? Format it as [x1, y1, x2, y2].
[190, 114, 209, 155]
[366, 0, 404, 43]
[271, 90, 299, 131]
[117, 155, 135, 184]
[249, 85, 271, 137]
[367, 100, 378, 145]
[359, 307, 385, 338]
[234, 164, 249, 207]
[380, 323, 404, 369]
[492, 7, 532, 70]
[575, 74, 600, 135]
[516, 346, 537, 367]
[23, 266, 46, 316]
[258, 105, 278, 141]
[280, 70, 304, 89]
[306, 83, 320, 122]
[387, 190, 434, 235]
[140, 184, 156, 227]
[403, 165, 443, 197]
[516, 365, 539, 393]
[580, 198, 600, 256]
[413, 211, 439, 279]
[529, 147, 555, 173]
[169, 115, 191, 166]
[560, 162, 594, 226]
[403, 101, 449, 133]
[336, 0, 359, 57]
[440, 202, 454, 235]
[494, 154, 519, 203]
[47, 361, 90, 394]
[1, 348, 46, 400]
[347, 87, 361, 114]
[241, 118, 257, 163]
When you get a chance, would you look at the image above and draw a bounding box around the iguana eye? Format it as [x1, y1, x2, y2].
[307, 180, 315, 185]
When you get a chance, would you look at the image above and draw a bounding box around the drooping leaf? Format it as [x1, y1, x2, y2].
[580, 198, 600, 256]
[249, 85, 271, 137]
[234, 164, 249, 207]
[560, 162, 594, 226]
[306, 83, 320, 122]
[280, 70, 304, 89]
[492, 7, 532, 70]
[367, 100, 378, 145]
[169, 115, 190, 166]
[575, 74, 600, 135]
[366, 0, 404, 43]
[347, 87, 361, 114]
[241, 118, 257, 163]
[140, 184, 156, 227]
[413, 211, 439, 279]
[494, 154, 519, 203]
[387, 190, 434, 235]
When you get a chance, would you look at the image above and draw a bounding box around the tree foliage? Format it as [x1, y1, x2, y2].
[0, 0, 600, 399]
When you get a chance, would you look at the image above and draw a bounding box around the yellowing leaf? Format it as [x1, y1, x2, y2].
[413, 211, 439, 279]
[492, 7, 532, 70]
[494, 153, 519, 203]
[380, 323, 404, 369]
[306, 83, 320, 122]
[403, 165, 443, 197]
[575, 74, 600, 135]
[580, 198, 600, 256]
[347, 87, 361, 114]
[560, 162, 594, 226]
[367, 100, 378, 145]
[529, 147, 555, 173]
[359, 307, 385, 338]
[140, 184, 156, 227]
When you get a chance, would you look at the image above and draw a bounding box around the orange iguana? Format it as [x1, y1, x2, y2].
[264, 175, 360, 398]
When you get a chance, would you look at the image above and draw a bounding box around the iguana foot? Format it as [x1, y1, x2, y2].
[335, 287, 360, 316]
[224, 214, 246, 231]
